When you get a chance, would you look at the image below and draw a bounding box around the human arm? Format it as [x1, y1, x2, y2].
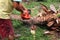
[13, 0, 26, 12]
[10, 0, 26, 20]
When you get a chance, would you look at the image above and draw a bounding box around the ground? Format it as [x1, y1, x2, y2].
[12, 2, 60, 40]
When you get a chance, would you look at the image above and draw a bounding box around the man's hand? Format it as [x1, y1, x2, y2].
[13, 1, 26, 12]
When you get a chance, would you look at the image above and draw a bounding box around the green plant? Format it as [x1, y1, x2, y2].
[57, 13, 60, 18]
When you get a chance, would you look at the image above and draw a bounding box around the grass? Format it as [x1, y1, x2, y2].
[12, 2, 60, 40]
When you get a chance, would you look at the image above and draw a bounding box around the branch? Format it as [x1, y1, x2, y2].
[10, 14, 21, 20]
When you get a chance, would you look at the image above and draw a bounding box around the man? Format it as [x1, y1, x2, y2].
[0, 0, 27, 40]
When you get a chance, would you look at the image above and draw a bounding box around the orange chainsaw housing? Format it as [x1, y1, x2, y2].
[21, 10, 31, 19]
